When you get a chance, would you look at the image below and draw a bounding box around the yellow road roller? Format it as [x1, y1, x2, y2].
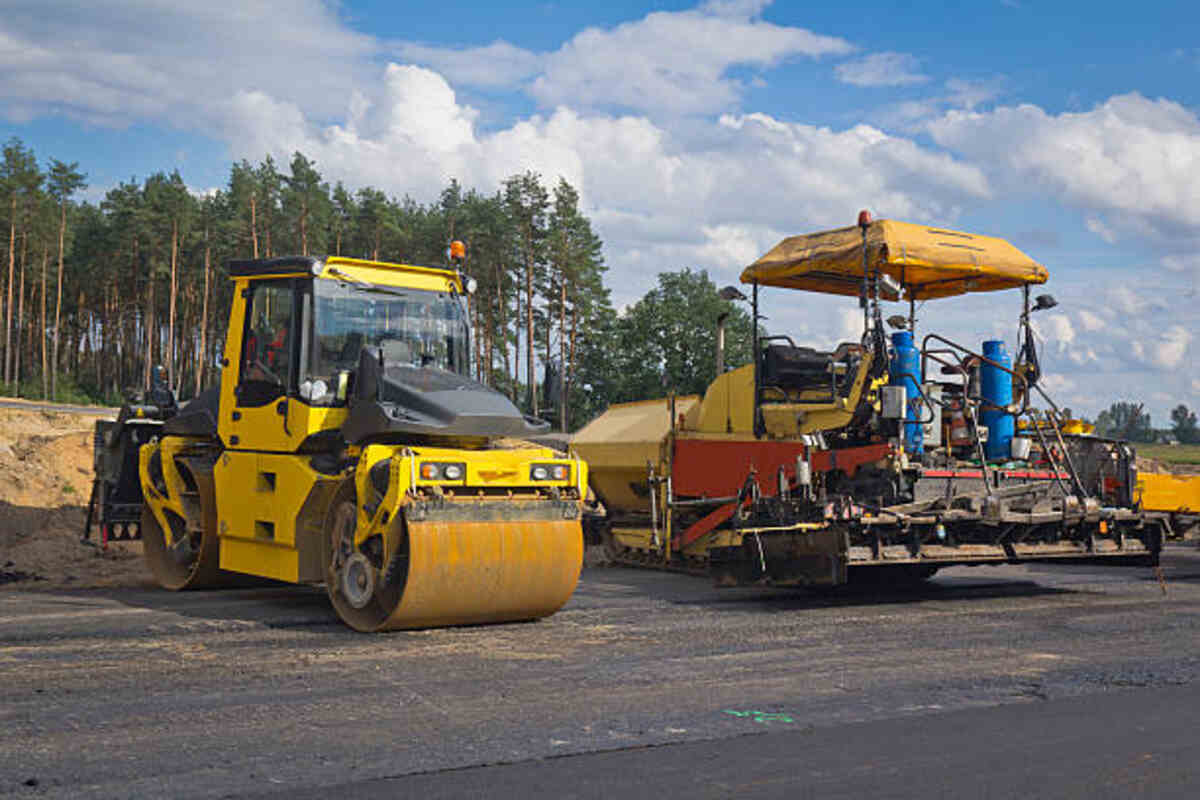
[136, 254, 586, 631]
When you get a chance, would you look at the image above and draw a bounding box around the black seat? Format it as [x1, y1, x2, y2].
[761, 344, 834, 391]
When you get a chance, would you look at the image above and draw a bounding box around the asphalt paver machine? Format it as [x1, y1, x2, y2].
[574, 213, 1163, 586]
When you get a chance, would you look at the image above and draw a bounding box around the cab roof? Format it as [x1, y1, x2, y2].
[227, 255, 461, 282]
[740, 219, 1048, 301]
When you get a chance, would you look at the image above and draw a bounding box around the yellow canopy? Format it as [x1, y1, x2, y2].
[741, 219, 1048, 301]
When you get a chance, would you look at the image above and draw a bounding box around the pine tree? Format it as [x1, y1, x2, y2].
[503, 171, 549, 415]
[45, 159, 86, 400]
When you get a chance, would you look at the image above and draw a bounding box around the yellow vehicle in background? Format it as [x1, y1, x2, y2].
[133, 253, 586, 631]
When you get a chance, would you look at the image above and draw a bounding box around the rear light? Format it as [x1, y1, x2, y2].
[530, 463, 570, 481]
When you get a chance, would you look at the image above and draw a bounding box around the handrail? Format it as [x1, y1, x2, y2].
[919, 332, 1089, 500]
[919, 333, 1032, 418]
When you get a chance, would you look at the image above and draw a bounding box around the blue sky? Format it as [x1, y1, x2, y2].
[2, 0, 1198, 418]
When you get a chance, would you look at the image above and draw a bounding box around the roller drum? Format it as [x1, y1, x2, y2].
[326, 494, 583, 632]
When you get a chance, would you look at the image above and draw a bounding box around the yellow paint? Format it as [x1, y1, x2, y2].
[1138, 471, 1200, 514]
[136, 254, 588, 631]
[216, 256, 462, 453]
[742, 218, 1048, 301]
[367, 517, 582, 631]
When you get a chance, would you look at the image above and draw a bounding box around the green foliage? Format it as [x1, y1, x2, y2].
[571, 269, 754, 421]
[0, 136, 616, 427]
[0, 369, 107, 406]
[1095, 401, 1155, 443]
[1170, 404, 1199, 444]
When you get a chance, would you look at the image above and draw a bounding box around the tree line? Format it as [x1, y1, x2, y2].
[0, 137, 755, 430]
[1089, 401, 1199, 445]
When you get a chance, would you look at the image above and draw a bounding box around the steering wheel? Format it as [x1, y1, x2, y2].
[248, 358, 280, 385]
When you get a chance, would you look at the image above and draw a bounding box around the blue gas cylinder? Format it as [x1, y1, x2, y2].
[980, 340, 1014, 460]
[889, 331, 923, 455]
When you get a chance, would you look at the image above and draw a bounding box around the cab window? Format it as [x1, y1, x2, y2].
[238, 280, 296, 406]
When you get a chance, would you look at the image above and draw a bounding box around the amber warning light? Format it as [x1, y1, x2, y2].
[857, 209, 872, 228]
[449, 240, 466, 260]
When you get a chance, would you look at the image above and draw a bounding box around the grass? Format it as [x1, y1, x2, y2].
[1139, 444, 1200, 466]
[0, 371, 116, 407]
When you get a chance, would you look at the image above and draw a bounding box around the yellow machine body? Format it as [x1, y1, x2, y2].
[1138, 471, 1200, 516]
[138, 256, 588, 631]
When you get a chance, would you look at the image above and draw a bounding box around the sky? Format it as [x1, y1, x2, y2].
[1, 0, 1198, 421]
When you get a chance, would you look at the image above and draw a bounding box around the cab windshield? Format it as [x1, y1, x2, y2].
[307, 278, 470, 403]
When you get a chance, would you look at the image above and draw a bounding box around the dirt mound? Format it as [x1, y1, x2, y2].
[1137, 456, 1200, 477]
[0, 408, 150, 590]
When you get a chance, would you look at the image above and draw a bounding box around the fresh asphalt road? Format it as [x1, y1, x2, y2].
[3, 547, 1200, 798]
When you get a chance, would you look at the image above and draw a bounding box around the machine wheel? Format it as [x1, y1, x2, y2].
[322, 479, 404, 632]
[141, 505, 223, 590]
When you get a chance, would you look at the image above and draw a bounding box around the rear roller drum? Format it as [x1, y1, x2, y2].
[141, 506, 223, 590]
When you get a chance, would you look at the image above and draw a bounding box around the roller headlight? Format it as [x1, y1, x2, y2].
[530, 463, 570, 481]
[420, 462, 465, 481]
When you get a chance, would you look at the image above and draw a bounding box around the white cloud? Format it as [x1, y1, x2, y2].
[395, 3, 852, 116]
[1162, 253, 1200, 274]
[227, 65, 988, 306]
[927, 93, 1200, 242]
[1107, 286, 1150, 315]
[877, 77, 1004, 129]
[1039, 373, 1076, 395]
[1130, 325, 1192, 369]
[1077, 310, 1105, 332]
[391, 41, 543, 89]
[1034, 312, 1075, 346]
[0, 0, 376, 126]
[835, 52, 929, 88]
[1085, 216, 1117, 244]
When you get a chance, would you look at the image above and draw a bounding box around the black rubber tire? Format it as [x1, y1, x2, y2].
[322, 479, 404, 632]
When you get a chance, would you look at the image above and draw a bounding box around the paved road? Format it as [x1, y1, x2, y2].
[2, 548, 1200, 798]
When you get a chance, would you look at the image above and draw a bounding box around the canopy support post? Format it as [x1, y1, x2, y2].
[752, 280, 762, 439]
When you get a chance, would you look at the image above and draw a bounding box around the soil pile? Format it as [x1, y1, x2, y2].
[0, 406, 150, 590]
[1138, 456, 1200, 477]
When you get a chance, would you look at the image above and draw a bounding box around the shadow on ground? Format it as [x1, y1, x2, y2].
[580, 561, 1085, 614]
[78, 582, 347, 632]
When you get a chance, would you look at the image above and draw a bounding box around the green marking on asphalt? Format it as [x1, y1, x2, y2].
[722, 710, 795, 724]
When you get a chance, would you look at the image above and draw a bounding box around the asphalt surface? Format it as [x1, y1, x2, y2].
[3, 547, 1200, 799]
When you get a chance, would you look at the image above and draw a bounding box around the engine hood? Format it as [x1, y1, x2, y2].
[341, 351, 548, 445]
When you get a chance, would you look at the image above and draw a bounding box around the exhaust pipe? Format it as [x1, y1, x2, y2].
[716, 311, 730, 378]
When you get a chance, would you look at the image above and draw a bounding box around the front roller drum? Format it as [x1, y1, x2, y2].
[325, 494, 584, 632]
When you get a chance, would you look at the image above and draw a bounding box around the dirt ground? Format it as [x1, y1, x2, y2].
[1138, 456, 1200, 476]
[0, 407, 150, 590]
